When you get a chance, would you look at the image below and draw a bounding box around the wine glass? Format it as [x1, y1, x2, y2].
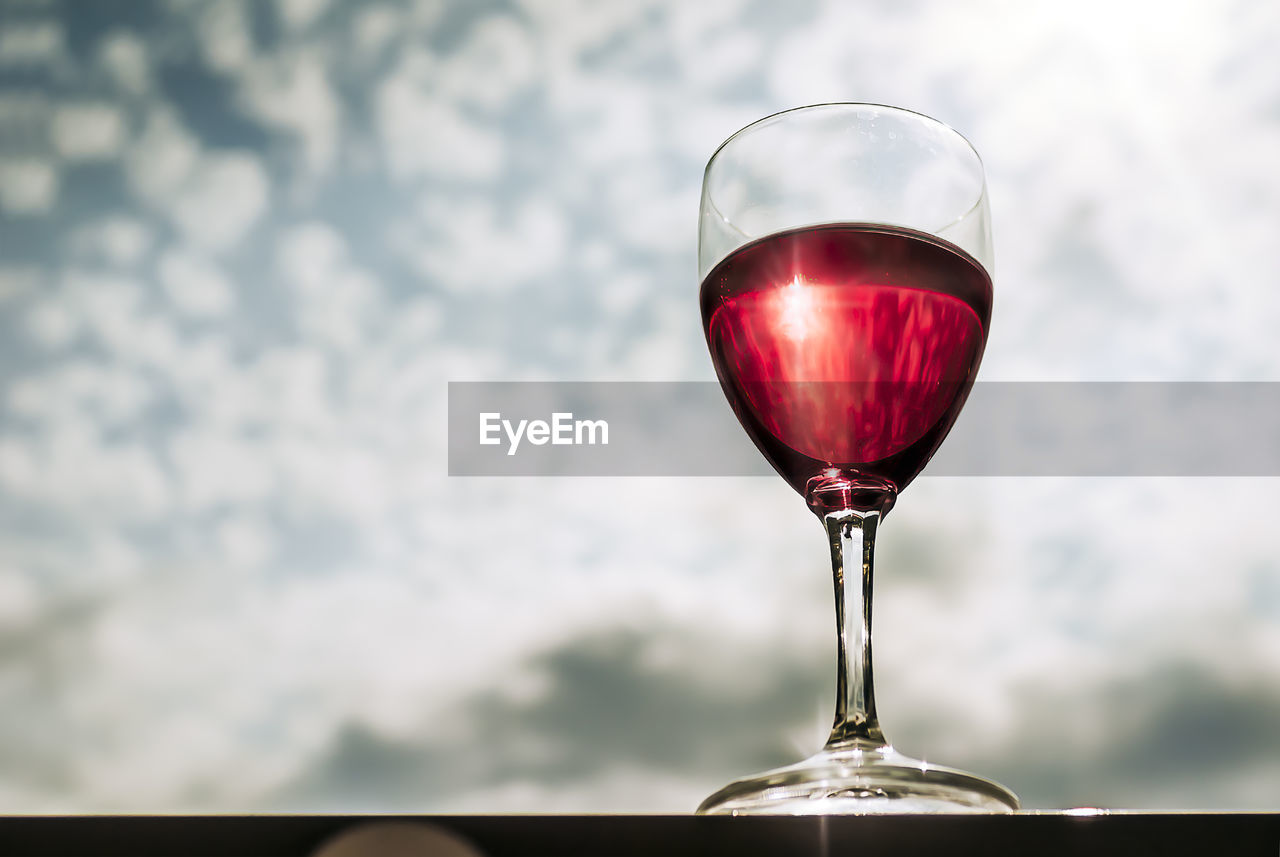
[696, 103, 1018, 814]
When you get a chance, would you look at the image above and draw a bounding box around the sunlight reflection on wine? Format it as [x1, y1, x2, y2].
[704, 225, 988, 485]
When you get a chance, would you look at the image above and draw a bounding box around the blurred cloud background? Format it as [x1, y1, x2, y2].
[1, 0, 1279, 812]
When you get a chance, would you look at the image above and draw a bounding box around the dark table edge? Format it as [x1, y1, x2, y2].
[0, 812, 1277, 857]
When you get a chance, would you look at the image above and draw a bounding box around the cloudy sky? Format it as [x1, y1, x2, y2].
[1, 0, 1278, 813]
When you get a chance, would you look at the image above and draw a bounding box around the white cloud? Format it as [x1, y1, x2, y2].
[351, 5, 400, 60]
[124, 110, 269, 251]
[50, 102, 126, 161]
[545, 79, 671, 173]
[169, 152, 270, 251]
[765, 13, 874, 108]
[346, 0, 443, 62]
[167, 429, 276, 511]
[594, 269, 646, 318]
[26, 270, 187, 368]
[0, 423, 171, 523]
[197, 0, 253, 74]
[98, 30, 150, 94]
[437, 16, 536, 110]
[24, 299, 78, 349]
[276, 221, 346, 293]
[667, 1, 757, 90]
[605, 165, 696, 254]
[277, 0, 331, 31]
[158, 250, 237, 317]
[217, 515, 275, 570]
[276, 221, 383, 349]
[685, 30, 760, 90]
[7, 360, 153, 427]
[514, 0, 657, 61]
[663, 101, 763, 165]
[238, 49, 341, 174]
[404, 195, 567, 293]
[299, 269, 380, 351]
[71, 216, 153, 267]
[614, 301, 700, 379]
[124, 108, 200, 201]
[407, 0, 446, 28]
[0, 158, 58, 214]
[155, 338, 251, 432]
[250, 348, 339, 435]
[0, 20, 64, 67]
[56, 271, 140, 335]
[0, 266, 40, 304]
[0, 567, 39, 629]
[375, 52, 505, 180]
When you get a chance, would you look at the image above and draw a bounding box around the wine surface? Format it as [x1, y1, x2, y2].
[700, 223, 991, 510]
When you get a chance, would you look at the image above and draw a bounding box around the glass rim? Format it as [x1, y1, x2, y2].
[701, 102, 988, 237]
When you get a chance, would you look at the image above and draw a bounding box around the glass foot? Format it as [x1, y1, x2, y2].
[697, 745, 1019, 815]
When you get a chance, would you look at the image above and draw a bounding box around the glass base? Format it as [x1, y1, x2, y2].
[697, 744, 1019, 815]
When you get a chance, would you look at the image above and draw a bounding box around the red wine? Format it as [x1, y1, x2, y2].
[701, 223, 991, 514]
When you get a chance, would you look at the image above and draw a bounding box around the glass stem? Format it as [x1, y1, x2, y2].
[824, 507, 888, 751]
